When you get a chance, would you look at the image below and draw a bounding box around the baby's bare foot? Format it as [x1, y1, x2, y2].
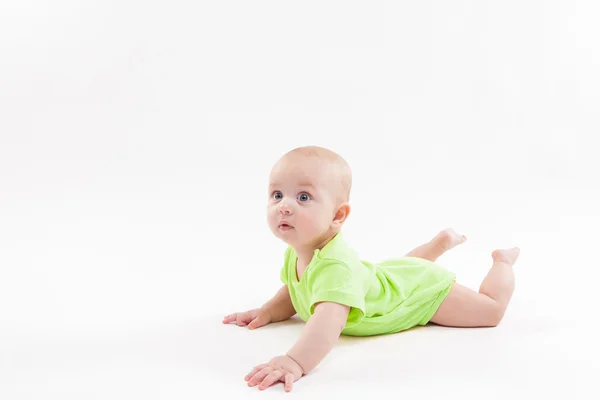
[492, 247, 520, 265]
[434, 228, 467, 252]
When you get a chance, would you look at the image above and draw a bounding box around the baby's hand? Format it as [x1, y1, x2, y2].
[245, 355, 303, 392]
[222, 308, 272, 330]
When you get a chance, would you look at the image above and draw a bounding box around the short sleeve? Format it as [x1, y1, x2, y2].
[306, 260, 366, 328]
[280, 264, 287, 285]
[279, 246, 292, 285]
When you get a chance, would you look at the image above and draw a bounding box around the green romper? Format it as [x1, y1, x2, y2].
[280, 233, 456, 336]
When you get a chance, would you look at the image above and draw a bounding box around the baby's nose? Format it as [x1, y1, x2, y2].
[279, 203, 292, 215]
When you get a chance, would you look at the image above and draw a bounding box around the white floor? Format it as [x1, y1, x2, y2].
[1, 309, 597, 399]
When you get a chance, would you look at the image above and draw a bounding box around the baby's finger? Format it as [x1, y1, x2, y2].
[236, 314, 249, 326]
[222, 314, 238, 324]
[248, 366, 273, 387]
[258, 370, 283, 390]
[284, 373, 294, 392]
[245, 363, 268, 381]
[247, 315, 268, 330]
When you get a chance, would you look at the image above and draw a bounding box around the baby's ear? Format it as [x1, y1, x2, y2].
[332, 202, 351, 227]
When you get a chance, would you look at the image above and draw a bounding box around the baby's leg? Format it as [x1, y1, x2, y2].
[429, 248, 519, 327]
[405, 229, 466, 262]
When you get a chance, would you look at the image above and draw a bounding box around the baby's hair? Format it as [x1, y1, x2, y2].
[282, 146, 352, 203]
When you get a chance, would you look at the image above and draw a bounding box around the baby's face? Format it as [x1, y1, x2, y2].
[267, 157, 338, 248]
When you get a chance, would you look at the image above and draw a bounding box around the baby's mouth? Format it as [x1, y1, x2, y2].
[279, 223, 294, 230]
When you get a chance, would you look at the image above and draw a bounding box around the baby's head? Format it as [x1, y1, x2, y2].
[267, 146, 352, 249]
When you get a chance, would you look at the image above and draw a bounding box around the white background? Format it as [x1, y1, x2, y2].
[1, 1, 599, 398]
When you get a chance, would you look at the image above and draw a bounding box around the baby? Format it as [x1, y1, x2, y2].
[223, 146, 519, 392]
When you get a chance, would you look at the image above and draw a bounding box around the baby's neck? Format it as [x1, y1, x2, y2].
[295, 252, 313, 280]
[294, 231, 339, 275]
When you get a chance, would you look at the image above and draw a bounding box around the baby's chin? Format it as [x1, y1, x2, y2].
[275, 230, 301, 245]
[273, 228, 310, 246]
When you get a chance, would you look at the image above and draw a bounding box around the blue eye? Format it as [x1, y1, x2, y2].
[273, 191, 283, 200]
[298, 193, 311, 202]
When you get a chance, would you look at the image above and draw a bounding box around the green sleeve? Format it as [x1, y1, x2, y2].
[306, 259, 366, 328]
[279, 246, 292, 285]
[280, 264, 287, 285]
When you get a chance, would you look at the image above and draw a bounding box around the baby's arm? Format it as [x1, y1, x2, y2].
[262, 284, 297, 323]
[286, 301, 349, 373]
[245, 301, 350, 391]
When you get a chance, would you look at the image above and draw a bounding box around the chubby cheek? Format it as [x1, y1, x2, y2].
[295, 210, 324, 235]
[266, 208, 279, 229]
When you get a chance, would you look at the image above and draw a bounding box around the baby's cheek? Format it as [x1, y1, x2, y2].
[294, 214, 311, 231]
[304, 212, 326, 231]
[267, 211, 280, 229]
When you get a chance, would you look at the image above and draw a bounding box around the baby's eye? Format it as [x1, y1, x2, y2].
[298, 193, 311, 202]
[273, 191, 283, 200]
